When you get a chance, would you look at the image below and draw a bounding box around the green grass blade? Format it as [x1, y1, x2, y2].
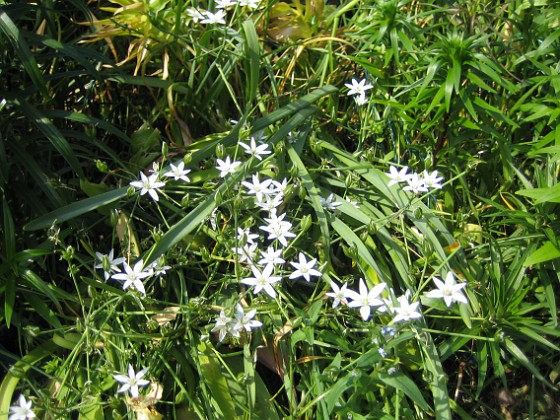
[378, 370, 431, 412]
[24, 187, 128, 231]
[0, 8, 48, 98]
[241, 19, 260, 108]
[16, 100, 84, 178]
[193, 85, 337, 163]
[0, 339, 58, 416]
[287, 146, 331, 263]
[21, 291, 63, 330]
[419, 328, 452, 419]
[503, 338, 552, 388]
[197, 341, 237, 418]
[330, 217, 387, 283]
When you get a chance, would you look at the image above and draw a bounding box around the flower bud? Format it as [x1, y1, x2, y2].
[299, 214, 313, 232]
[200, 246, 211, 263]
[360, 229, 369, 243]
[95, 159, 108, 173]
[127, 186, 137, 197]
[181, 193, 190, 207]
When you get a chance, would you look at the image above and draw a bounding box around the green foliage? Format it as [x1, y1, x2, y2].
[1, 0, 559, 419]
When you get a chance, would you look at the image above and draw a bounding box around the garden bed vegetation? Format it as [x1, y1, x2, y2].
[1, 0, 559, 418]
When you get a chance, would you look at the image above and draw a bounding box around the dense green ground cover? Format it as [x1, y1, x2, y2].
[1, 0, 559, 418]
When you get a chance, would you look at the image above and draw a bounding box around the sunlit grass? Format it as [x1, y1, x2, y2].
[1, 0, 559, 418]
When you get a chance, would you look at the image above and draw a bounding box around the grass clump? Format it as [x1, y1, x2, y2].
[1, 0, 559, 418]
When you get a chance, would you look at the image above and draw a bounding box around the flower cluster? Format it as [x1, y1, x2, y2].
[130, 159, 193, 202]
[326, 271, 467, 324]
[327, 279, 420, 323]
[187, 0, 263, 26]
[386, 165, 444, 194]
[211, 304, 263, 342]
[94, 252, 170, 296]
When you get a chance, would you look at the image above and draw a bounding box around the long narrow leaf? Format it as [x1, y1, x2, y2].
[16, 100, 85, 177]
[24, 187, 128, 231]
[0, 8, 48, 98]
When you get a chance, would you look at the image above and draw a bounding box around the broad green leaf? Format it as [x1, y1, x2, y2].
[197, 341, 237, 418]
[78, 396, 104, 420]
[298, 373, 353, 416]
[241, 19, 260, 107]
[523, 241, 560, 266]
[516, 325, 559, 351]
[476, 341, 488, 399]
[378, 371, 430, 412]
[24, 187, 128, 231]
[331, 217, 387, 283]
[22, 291, 63, 330]
[2, 196, 16, 327]
[16, 100, 84, 178]
[503, 338, 552, 387]
[21, 269, 62, 313]
[0, 9, 48, 98]
[418, 328, 451, 419]
[489, 341, 506, 387]
[516, 183, 560, 204]
[287, 146, 331, 263]
[193, 85, 337, 163]
[0, 340, 58, 417]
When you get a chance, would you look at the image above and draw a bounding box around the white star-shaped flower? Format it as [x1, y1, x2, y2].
[326, 281, 351, 308]
[111, 260, 151, 295]
[215, 0, 237, 9]
[149, 259, 171, 277]
[354, 92, 368, 105]
[186, 8, 205, 22]
[345, 197, 360, 208]
[345, 78, 373, 97]
[211, 310, 233, 342]
[242, 175, 273, 201]
[239, 137, 272, 160]
[233, 243, 258, 264]
[271, 178, 288, 195]
[113, 364, 150, 398]
[258, 246, 285, 266]
[130, 172, 165, 201]
[238, 0, 261, 9]
[256, 193, 283, 214]
[241, 264, 282, 298]
[94, 249, 125, 280]
[9, 395, 35, 420]
[421, 170, 444, 190]
[201, 9, 227, 24]
[289, 252, 322, 282]
[259, 213, 296, 247]
[216, 156, 241, 177]
[392, 294, 422, 323]
[320, 193, 342, 211]
[163, 161, 191, 182]
[403, 173, 429, 195]
[425, 272, 468, 307]
[386, 165, 412, 187]
[231, 304, 262, 337]
[236, 227, 259, 245]
[346, 279, 386, 321]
